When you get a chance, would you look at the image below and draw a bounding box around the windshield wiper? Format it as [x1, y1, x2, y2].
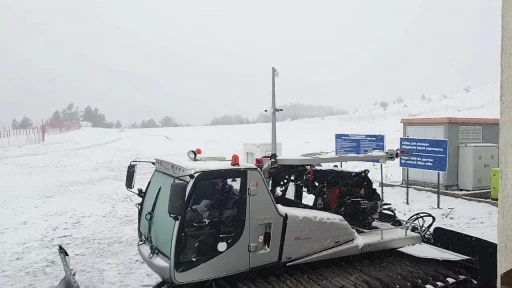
[174, 173, 196, 183]
[145, 186, 162, 259]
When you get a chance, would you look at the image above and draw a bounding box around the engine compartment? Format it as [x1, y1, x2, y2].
[268, 165, 400, 230]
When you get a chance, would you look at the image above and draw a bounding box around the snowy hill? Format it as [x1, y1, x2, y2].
[345, 83, 499, 122]
[0, 84, 500, 288]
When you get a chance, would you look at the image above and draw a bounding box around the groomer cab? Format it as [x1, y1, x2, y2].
[124, 154, 286, 285]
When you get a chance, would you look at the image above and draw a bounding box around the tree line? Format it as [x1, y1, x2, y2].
[10, 116, 34, 129]
[127, 116, 189, 129]
[48, 103, 123, 128]
[209, 103, 349, 126]
[9, 103, 119, 129]
[131, 102, 349, 128]
[9, 102, 350, 130]
[9, 102, 192, 130]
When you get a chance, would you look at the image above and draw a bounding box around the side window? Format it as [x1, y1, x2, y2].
[176, 170, 247, 272]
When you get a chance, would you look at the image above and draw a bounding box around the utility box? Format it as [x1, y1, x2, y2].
[458, 143, 499, 190]
[491, 168, 500, 200]
[243, 143, 282, 164]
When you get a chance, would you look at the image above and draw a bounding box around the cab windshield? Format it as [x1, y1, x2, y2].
[139, 170, 177, 258]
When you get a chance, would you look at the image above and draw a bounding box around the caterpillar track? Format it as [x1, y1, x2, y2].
[163, 251, 477, 288]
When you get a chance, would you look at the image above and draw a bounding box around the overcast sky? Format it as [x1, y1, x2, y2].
[0, 0, 502, 126]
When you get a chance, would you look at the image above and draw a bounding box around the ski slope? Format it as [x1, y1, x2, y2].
[0, 84, 499, 288]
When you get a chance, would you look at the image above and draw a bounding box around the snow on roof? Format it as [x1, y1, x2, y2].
[458, 143, 499, 147]
[155, 157, 257, 176]
[400, 117, 499, 125]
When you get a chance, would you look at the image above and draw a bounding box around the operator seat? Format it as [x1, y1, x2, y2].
[190, 179, 222, 207]
[221, 184, 238, 208]
[219, 183, 239, 227]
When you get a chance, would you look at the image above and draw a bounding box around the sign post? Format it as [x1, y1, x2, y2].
[335, 134, 386, 199]
[380, 164, 384, 200]
[399, 137, 449, 208]
[406, 168, 409, 205]
[437, 172, 441, 208]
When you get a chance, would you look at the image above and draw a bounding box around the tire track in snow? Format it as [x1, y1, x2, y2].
[0, 136, 132, 162]
[139, 132, 172, 141]
[73, 136, 131, 151]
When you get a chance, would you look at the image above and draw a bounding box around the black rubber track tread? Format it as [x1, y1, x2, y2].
[301, 266, 339, 288]
[322, 262, 364, 286]
[328, 266, 372, 288]
[165, 250, 477, 288]
[312, 268, 349, 288]
[384, 259, 430, 286]
[372, 257, 432, 287]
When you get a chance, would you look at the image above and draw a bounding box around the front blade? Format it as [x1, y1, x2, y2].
[55, 245, 80, 288]
[397, 242, 470, 261]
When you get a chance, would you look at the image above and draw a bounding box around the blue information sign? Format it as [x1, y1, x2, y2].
[335, 134, 385, 163]
[399, 137, 448, 172]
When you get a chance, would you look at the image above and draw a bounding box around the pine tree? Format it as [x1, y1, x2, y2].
[11, 118, 19, 129]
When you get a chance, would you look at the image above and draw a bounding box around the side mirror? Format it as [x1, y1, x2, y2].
[168, 181, 188, 218]
[125, 164, 137, 189]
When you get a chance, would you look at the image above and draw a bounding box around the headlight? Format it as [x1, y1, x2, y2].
[187, 150, 197, 161]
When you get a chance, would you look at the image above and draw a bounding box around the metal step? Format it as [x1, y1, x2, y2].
[159, 250, 479, 288]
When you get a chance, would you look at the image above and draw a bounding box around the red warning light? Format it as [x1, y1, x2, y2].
[255, 155, 271, 169]
[195, 148, 202, 155]
[231, 154, 240, 166]
[255, 158, 264, 168]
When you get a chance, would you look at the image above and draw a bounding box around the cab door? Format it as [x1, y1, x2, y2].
[247, 169, 284, 268]
[172, 169, 250, 284]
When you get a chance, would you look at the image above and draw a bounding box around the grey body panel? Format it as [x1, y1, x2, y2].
[288, 222, 422, 265]
[247, 170, 284, 268]
[276, 204, 356, 263]
[138, 244, 171, 280]
[172, 226, 251, 283]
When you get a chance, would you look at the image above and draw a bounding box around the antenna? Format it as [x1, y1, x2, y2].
[270, 67, 282, 163]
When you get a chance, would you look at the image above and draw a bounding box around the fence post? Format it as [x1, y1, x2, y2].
[42, 124, 46, 142]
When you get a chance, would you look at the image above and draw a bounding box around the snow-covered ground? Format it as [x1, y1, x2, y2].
[0, 84, 499, 287]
